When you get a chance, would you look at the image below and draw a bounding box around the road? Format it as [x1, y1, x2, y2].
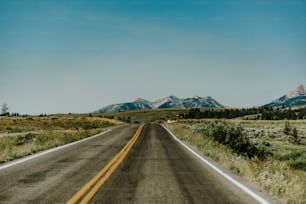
[0, 124, 272, 203]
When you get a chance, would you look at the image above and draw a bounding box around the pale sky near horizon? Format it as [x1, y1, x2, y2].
[1, 0, 306, 114]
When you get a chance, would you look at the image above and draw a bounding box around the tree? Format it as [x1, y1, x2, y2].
[1, 103, 9, 116]
[283, 120, 290, 135]
[291, 128, 300, 144]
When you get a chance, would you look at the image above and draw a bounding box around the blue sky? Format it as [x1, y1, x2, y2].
[1, 0, 306, 114]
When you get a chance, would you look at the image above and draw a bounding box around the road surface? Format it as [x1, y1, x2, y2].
[0, 124, 273, 203]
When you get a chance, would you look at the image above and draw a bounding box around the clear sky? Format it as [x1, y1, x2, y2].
[1, 0, 306, 114]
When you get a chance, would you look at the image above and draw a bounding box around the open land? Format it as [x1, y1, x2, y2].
[1, 110, 305, 203]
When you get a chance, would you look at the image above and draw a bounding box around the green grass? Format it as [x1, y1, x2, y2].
[99, 108, 189, 123]
[165, 119, 306, 203]
[0, 115, 121, 163]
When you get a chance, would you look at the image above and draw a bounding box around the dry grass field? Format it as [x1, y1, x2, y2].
[0, 115, 121, 163]
[165, 119, 306, 204]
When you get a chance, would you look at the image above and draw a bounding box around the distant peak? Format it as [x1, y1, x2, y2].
[192, 95, 201, 99]
[287, 84, 306, 98]
[167, 95, 179, 100]
[133, 97, 147, 102]
[134, 97, 141, 101]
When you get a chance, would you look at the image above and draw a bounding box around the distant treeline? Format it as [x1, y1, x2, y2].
[184, 107, 306, 120]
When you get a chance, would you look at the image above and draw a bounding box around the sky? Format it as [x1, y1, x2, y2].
[0, 0, 306, 114]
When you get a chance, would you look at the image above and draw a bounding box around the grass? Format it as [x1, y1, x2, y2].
[0, 115, 121, 163]
[2, 109, 305, 202]
[99, 108, 189, 123]
[165, 119, 306, 204]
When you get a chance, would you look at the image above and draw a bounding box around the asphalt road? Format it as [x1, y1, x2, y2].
[0, 124, 272, 203]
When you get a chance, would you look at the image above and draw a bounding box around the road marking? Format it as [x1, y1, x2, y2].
[161, 125, 270, 204]
[0, 128, 113, 171]
[66, 124, 145, 204]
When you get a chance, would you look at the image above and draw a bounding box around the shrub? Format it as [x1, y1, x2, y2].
[283, 120, 290, 135]
[283, 121, 300, 144]
[200, 120, 270, 159]
[289, 161, 306, 171]
[15, 133, 36, 145]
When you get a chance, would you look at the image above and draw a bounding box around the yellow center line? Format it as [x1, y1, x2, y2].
[66, 124, 145, 204]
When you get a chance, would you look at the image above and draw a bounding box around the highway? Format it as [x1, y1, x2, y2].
[0, 124, 274, 203]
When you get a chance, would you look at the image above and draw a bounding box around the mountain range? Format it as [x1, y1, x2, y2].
[264, 85, 306, 108]
[95, 95, 224, 113]
[95, 85, 306, 113]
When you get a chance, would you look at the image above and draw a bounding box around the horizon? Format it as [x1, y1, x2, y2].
[1, 0, 306, 114]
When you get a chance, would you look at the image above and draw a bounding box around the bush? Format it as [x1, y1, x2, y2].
[200, 120, 270, 159]
[283, 121, 300, 144]
[283, 120, 290, 135]
[289, 161, 306, 171]
[15, 133, 36, 145]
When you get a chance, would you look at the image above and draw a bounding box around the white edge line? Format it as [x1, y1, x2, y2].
[161, 124, 269, 204]
[0, 128, 113, 171]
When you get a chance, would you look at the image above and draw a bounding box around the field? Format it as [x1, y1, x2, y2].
[165, 119, 306, 203]
[0, 115, 121, 163]
[1, 109, 306, 203]
[99, 108, 189, 123]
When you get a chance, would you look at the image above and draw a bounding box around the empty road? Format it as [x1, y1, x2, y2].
[0, 124, 272, 203]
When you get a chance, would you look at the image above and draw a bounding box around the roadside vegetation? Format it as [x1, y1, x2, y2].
[0, 115, 121, 163]
[165, 119, 306, 203]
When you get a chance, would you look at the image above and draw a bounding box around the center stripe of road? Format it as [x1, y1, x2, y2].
[66, 124, 145, 204]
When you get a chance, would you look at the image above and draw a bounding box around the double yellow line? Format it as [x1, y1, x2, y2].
[66, 124, 145, 204]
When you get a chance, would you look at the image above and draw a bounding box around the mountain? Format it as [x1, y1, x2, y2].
[97, 99, 152, 113]
[133, 98, 153, 108]
[183, 96, 223, 108]
[96, 95, 223, 113]
[152, 96, 181, 108]
[264, 85, 306, 108]
[157, 96, 223, 109]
